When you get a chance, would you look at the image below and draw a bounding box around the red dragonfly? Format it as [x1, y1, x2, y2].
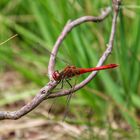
[51, 64, 118, 120]
[52, 64, 118, 85]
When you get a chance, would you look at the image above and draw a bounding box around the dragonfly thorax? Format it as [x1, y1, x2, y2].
[52, 66, 80, 81]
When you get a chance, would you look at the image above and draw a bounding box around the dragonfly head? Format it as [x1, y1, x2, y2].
[52, 70, 60, 81]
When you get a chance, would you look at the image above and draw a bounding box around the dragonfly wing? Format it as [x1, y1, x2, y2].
[62, 92, 73, 121]
[62, 75, 79, 121]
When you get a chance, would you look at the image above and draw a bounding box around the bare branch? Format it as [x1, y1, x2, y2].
[48, 7, 111, 80]
[0, 81, 58, 120]
[113, 0, 121, 12]
[48, 1, 120, 98]
[0, 1, 120, 120]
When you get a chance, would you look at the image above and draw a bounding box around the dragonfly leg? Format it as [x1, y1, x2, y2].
[60, 79, 64, 89]
[65, 79, 72, 88]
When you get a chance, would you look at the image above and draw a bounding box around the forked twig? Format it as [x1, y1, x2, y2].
[0, 0, 121, 120]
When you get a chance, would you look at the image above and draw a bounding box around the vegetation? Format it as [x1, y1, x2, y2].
[0, 0, 140, 139]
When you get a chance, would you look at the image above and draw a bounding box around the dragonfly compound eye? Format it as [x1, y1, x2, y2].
[52, 71, 60, 81]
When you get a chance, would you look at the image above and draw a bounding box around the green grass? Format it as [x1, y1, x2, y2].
[0, 0, 140, 138]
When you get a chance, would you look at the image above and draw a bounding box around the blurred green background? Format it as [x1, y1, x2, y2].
[0, 0, 140, 139]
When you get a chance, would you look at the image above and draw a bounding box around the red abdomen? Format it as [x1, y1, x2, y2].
[78, 64, 118, 75]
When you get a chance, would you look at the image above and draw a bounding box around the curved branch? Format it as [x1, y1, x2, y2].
[48, 7, 111, 80]
[48, 10, 119, 98]
[0, 81, 58, 120]
[48, 1, 121, 98]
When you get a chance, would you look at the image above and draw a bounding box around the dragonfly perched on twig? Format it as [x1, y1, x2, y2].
[52, 64, 118, 86]
[51, 64, 118, 120]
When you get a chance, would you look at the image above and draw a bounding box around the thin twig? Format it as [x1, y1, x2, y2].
[0, 0, 121, 120]
[48, 0, 121, 98]
[48, 7, 111, 79]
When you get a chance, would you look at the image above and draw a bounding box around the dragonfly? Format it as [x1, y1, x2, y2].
[52, 64, 118, 85]
[51, 64, 118, 120]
